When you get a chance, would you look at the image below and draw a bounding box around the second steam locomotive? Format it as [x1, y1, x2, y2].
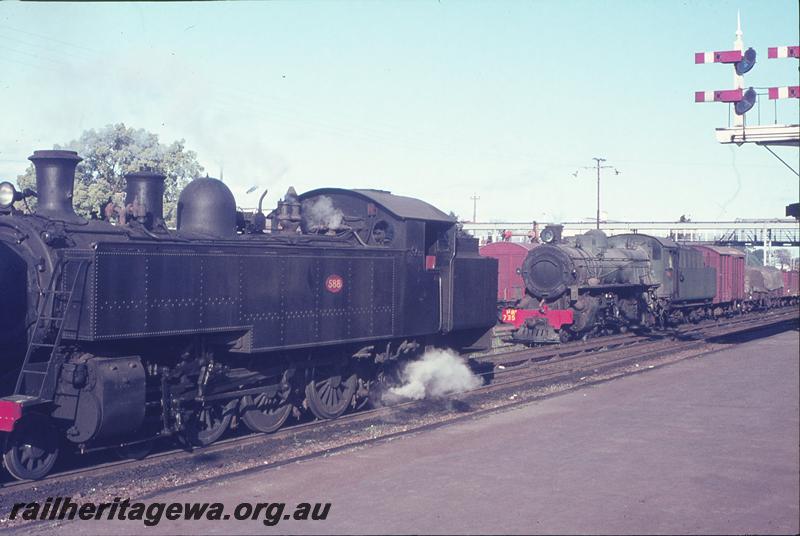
[494, 225, 798, 344]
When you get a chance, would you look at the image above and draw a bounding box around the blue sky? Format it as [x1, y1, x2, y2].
[0, 0, 798, 223]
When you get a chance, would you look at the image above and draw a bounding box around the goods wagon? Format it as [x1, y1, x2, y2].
[691, 245, 746, 311]
[781, 269, 799, 297]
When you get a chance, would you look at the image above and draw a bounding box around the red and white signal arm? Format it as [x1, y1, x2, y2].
[766, 46, 799, 99]
[694, 49, 744, 64]
[325, 274, 344, 293]
[768, 86, 800, 100]
[695, 88, 744, 103]
[768, 46, 800, 59]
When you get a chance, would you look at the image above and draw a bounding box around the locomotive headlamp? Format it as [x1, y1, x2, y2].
[0, 181, 18, 209]
[540, 228, 555, 244]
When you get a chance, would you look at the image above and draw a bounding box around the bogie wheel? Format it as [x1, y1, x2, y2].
[2, 415, 60, 481]
[240, 386, 292, 434]
[304, 368, 357, 420]
[189, 404, 233, 447]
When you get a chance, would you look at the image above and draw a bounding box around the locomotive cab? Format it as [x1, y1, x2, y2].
[298, 187, 451, 251]
[298, 188, 497, 346]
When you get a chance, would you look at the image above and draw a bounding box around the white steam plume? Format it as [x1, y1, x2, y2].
[384, 349, 482, 402]
[303, 196, 344, 231]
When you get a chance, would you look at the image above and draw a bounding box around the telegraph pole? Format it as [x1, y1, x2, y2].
[592, 158, 605, 229]
[577, 158, 619, 229]
[470, 193, 480, 222]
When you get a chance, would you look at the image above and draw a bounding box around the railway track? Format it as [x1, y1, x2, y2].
[1, 307, 797, 509]
[482, 308, 798, 389]
[489, 308, 793, 368]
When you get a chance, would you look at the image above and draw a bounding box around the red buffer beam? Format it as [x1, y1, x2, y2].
[768, 46, 800, 59]
[768, 86, 800, 99]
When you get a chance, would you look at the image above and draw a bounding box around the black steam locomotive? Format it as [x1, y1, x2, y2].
[0, 150, 497, 480]
[503, 224, 798, 345]
[503, 225, 717, 344]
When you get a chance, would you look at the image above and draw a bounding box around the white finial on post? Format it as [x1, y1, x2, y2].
[736, 10, 742, 44]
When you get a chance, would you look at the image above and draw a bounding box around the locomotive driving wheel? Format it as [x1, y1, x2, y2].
[304, 367, 357, 420]
[240, 384, 292, 434]
[2, 414, 59, 481]
[188, 404, 232, 447]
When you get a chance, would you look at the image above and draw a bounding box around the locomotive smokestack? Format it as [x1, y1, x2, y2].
[125, 171, 166, 229]
[28, 149, 83, 222]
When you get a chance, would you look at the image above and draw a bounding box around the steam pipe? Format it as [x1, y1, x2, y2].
[257, 188, 268, 214]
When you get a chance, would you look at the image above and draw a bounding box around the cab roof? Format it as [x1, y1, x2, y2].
[299, 188, 455, 224]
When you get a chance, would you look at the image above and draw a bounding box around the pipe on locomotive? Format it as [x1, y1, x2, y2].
[125, 171, 166, 230]
[28, 150, 84, 223]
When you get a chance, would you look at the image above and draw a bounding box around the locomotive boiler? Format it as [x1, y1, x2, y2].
[0, 149, 497, 480]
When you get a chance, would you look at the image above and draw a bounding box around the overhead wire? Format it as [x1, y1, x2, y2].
[0, 24, 99, 54]
[0, 43, 63, 65]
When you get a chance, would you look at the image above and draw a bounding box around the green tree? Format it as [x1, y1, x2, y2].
[16, 124, 203, 226]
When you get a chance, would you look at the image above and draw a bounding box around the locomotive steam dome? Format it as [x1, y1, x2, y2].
[521, 245, 579, 299]
[575, 229, 608, 253]
[176, 177, 237, 238]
